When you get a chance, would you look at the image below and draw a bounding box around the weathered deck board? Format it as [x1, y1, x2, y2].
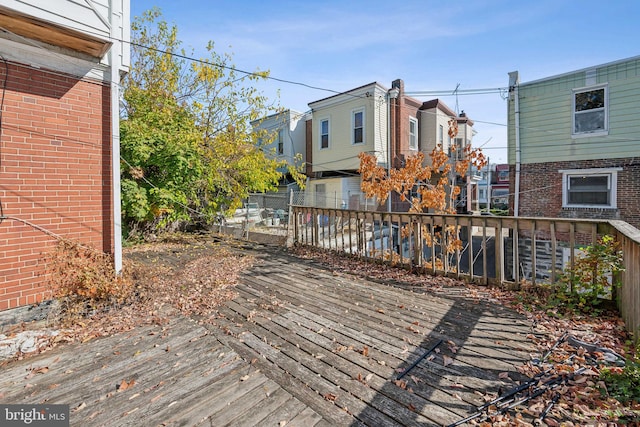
[262, 258, 534, 351]
[216, 300, 467, 426]
[0, 317, 323, 427]
[244, 273, 529, 372]
[0, 245, 537, 426]
[256, 258, 534, 348]
[204, 249, 536, 425]
[236, 273, 520, 385]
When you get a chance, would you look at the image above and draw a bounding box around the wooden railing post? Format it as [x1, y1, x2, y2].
[414, 218, 423, 268]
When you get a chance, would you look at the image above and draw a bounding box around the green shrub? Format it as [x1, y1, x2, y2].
[553, 235, 624, 312]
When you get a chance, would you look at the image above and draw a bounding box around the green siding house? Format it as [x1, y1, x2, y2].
[507, 56, 640, 229]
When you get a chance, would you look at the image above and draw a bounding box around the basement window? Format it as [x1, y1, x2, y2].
[561, 168, 620, 208]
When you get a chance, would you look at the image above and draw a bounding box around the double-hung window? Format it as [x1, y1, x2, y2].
[409, 117, 418, 150]
[277, 129, 284, 155]
[561, 168, 620, 208]
[352, 109, 364, 145]
[573, 85, 608, 136]
[320, 119, 329, 149]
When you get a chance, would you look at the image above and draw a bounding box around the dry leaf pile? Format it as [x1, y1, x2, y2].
[2, 235, 253, 362]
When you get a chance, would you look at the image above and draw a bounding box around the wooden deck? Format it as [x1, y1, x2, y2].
[0, 245, 537, 426]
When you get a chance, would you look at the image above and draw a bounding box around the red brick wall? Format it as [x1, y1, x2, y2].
[510, 159, 640, 230]
[0, 61, 113, 311]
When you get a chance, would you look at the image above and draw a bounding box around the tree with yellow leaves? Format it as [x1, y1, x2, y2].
[120, 8, 304, 237]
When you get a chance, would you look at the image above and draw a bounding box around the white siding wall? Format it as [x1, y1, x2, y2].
[252, 110, 307, 165]
[0, 0, 129, 78]
[307, 176, 362, 208]
[289, 110, 308, 161]
[310, 83, 388, 173]
[3, 0, 110, 39]
[420, 107, 455, 156]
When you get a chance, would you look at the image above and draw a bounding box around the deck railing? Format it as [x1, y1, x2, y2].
[290, 206, 640, 338]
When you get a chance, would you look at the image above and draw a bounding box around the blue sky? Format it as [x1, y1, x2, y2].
[131, 0, 640, 163]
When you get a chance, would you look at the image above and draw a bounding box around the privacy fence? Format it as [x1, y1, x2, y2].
[289, 205, 640, 339]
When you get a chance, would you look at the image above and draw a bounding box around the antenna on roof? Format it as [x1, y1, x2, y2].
[453, 83, 460, 115]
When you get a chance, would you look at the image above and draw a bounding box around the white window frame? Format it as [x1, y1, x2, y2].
[351, 108, 365, 145]
[319, 118, 330, 150]
[409, 117, 418, 150]
[572, 84, 608, 137]
[439, 124, 444, 144]
[560, 167, 621, 209]
[277, 129, 284, 155]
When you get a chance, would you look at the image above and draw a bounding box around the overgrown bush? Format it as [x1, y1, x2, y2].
[552, 235, 624, 312]
[48, 240, 135, 322]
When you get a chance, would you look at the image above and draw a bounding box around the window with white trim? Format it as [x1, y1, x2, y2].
[352, 109, 364, 144]
[439, 125, 444, 144]
[561, 168, 620, 208]
[573, 85, 608, 135]
[277, 129, 284, 155]
[409, 117, 418, 150]
[320, 119, 329, 149]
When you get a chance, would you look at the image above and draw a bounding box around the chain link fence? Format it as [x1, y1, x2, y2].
[216, 189, 379, 242]
[290, 190, 380, 211]
[218, 188, 468, 241]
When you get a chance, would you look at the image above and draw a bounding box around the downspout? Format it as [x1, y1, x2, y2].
[387, 87, 400, 212]
[487, 160, 491, 211]
[509, 71, 521, 217]
[110, 7, 123, 273]
[386, 92, 391, 213]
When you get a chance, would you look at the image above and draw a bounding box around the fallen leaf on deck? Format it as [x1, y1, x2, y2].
[117, 379, 135, 392]
[443, 355, 454, 366]
[323, 393, 337, 401]
[395, 379, 407, 389]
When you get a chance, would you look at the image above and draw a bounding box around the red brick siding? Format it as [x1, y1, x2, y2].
[0, 61, 113, 311]
[510, 159, 640, 230]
